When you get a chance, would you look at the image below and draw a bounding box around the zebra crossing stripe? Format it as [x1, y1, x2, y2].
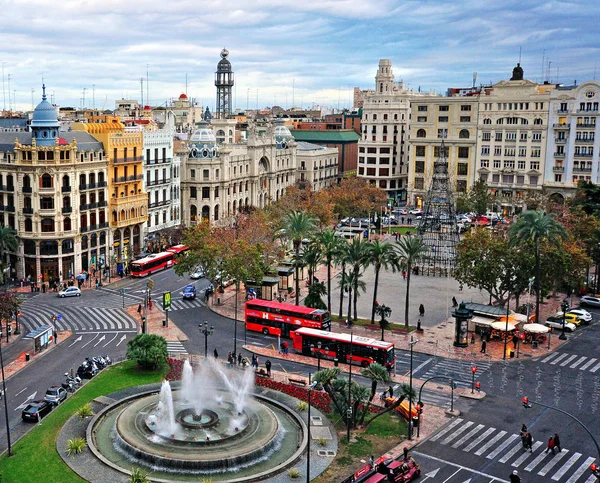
[542, 352, 559, 363]
[511, 441, 542, 467]
[524, 446, 553, 471]
[473, 430, 505, 455]
[551, 452, 581, 480]
[570, 356, 588, 369]
[565, 457, 596, 483]
[486, 433, 519, 459]
[538, 449, 569, 476]
[498, 441, 525, 464]
[583, 474, 599, 483]
[463, 427, 496, 452]
[561, 354, 578, 366]
[452, 424, 484, 449]
[441, 421, 474, 445]
[580, 358, 597, 370]
[429, 418, 462, 442]
[551, 353, 570, 365]
[590, 361, 600, 373]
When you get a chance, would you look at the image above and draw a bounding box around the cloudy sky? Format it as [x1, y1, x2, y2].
[1, 0, 598, 113]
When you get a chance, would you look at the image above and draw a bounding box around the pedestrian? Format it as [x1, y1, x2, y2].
[545, 435, 555, 454]
[95, 278, 99, 289]
[214, 348, 219, 359]
[401, 216, 405, 225]
[509, 470, 521, 483]
[419, 304, 425, 317]
[480, 339, 487, 353]
[388, 385, 394, 398]
[265, 359, 272, 376]
[525, 432, 533, 452]
[520, 430, 527, 450]
[553, 433, 561, 452]
[53, 330, 58, 344]
[227, 352, 234, 364]
[521, 423, 528, 433]
[148, 298, 153, 310]
[402, 271, 407, 280]
[512, 334, 518, 349]
[238, 352, 243, 365]
[452, 296, 458, 307]
[403, 447, 409, 461]
[282, 341, 289, 355]
[137, 304, 142, 315]
[369, 455, 374, 469]
[386, 361, 393, 376]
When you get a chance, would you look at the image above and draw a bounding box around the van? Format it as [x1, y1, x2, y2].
[485, 212, 500, 221]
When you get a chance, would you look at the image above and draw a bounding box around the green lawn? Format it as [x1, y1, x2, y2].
[0, 360, 168, 483]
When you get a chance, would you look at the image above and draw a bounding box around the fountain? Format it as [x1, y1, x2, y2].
[87, 359, 307, 481]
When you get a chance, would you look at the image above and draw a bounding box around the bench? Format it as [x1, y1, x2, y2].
[366, 324, 380, 331]
[288, 378, 307, 387]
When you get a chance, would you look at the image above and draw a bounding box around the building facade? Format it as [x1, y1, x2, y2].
[407, 96, 479, 208]
[544, 81, 600, 200]
[296, 141, 339, 191]
[0, 87, 109, 282]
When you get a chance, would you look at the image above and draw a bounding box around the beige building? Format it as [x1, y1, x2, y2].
[408, 96, 479, 208]
[296, 141, 339, 191]
[475, 64, 555, 215]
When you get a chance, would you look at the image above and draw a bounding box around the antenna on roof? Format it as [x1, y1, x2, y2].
[472, 72, 477, 88]
[519, 46, 522, 64]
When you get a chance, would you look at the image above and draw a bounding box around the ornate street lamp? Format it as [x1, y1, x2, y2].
[559, 299, 569, 341]
[199, 321, 214, 359]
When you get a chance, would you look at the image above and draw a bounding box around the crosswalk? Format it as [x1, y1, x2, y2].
[429, 418, 597, 482]
[159, 298, 206, 311]
[167, 340, 188, 356]
[19, 304, 137, 332]
[540, 352, 600, 373]
[417, 358, 493, 388]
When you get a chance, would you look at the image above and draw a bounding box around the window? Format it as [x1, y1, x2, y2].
[366, 168, 376, 176]
[460, 116, 471, 122]
[41, 197, 54, 209]
[519, 147, 527, 157]
[494, 146, 502, 156]
[504, 148, 515, 157]
[516, 176, 525, 184]
[506, 131, 517, 141]
[417, 116, 427, 122]
[534, 118, 543, 125]
[481, 146, 490, 155]
[493, 159, 501, 168]
[531, 148, 541, 158]
[41, 218, 55, 232]
[517, 160, 526, 170]
[379, 168, 389, 176]
[461, 105, 472, 111]
[532, 132, 542, 141]
[414, 178, 424, 189]
[520, 132, 528, 141]
[203, 169, 209, 180]
[418, 105, 427, 111]
[415, 161, 425, 173]
[457, 163, 468, 176]
[483, 118, 492, 125]
[437, 129, 447, 138]
[503, 159, 515, 169]
[482, 132, 491, 141]
[480, 159, 489, 168]
[438, 116, 449, 122]
[479, 173, 488, 182]
[416, 129, 426, 138]
[439, 105, 449, 112]
[190, 187, 197, 199]
[492, 174, 500, 183]
[529, 175, 538, 185]
[202, 187, 210, 199]
[459, 129, 470, 139]
[41, 173, 53, 188]
[530, 161, 540, 171]
[434, 146, 448, 157]
[458, 147, 469, 158]
[495, 132, 503, 141]
[190, 169, 195, 179]
[415, 146, 426, 156]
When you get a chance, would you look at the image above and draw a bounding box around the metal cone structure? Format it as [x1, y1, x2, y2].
[416, 138, 460, 276]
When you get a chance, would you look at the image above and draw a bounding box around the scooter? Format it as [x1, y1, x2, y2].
[65, 372, 81, 387]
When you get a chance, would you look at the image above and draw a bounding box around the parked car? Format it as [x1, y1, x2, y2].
[552, 312, 581, 326]
[580, 295, 600, 308]
[190, 268, 205, 280]
[182, 284, 197, 300]
[566, 308, 593, 324]
[409, 209, 422, 216]
[44, 385, 68, 406]
[22, 400, 53, 422]
[544, 318, 576, 332]
[58, 286, 81, 298]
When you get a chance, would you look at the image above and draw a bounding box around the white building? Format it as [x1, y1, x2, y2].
[296, 141, 339, 191]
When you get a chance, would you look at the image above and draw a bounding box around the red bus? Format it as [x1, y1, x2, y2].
[245, 299, 331, 337]
[130, 252, 175, 277]
[291, 327, 395, 368]
[166, 244, 189, 257]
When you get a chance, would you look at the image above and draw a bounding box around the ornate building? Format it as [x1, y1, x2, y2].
[0, 86, 109, 282]
[215, 48, 234, 120]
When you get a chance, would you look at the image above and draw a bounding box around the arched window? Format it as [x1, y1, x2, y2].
[416, 129, 426, 138]
[89, 172, 96, 185]
[24, 197, 32, 209]
[41, 173, 53, 188]
[459, 129, 470, 139]
[79, 174, 86, 186]
[41, 218, 55, 232]
[25, 218, 32, 232]
[373, 114, 378, 120]
[98, 172, 105, 184]
[214, 205, 219, 221]
[99, 231, 106, 245]
[483, 118, 492, 125]
[80, 214, 87, 228]
[90, 212, 97, 226]
[81, 235, 88, 250]
[62, 175, 70, 189]
[23, 175, 31, 189]
[190, 205, 197, 221]
[112, 211, 117, 223]
[64, 217, 72, 231]
[383, 114, 388, 121]
[534, 118, 543, 125]
[63, 196, 71, 208]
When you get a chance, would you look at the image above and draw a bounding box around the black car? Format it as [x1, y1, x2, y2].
[22, 400, 53, 422]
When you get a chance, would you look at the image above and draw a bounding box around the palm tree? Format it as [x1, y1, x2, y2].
[300, 243, 323, 286]
[274, 211, 317, 305]
[0, 226, 17, 284]
[360, 362, 391, 403]
[342, 270, 366, 323]
[304, 281, 327, 310]
[364, 382, 416, 427]
[395, 236, 428, 328]
[509, 209, 567, 325]
[312, 229, 344, 313]
[366, 240, 399, 325]
[346, 238, 370, 322]
[374, 303, 392, 341]
[335, 245, 349, 319]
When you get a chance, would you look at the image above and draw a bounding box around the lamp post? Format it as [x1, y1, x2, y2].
[471, 366, 477, 394]
[408, 335, 419, 440]
[417, 376, 455, 438]
[14, 310, 21, 335]
[199, 321, 214, 359]
[310, 342, 326, 372]
[306, 378, 317, 483]
[503, 292, 511, 360]
[559, 299, 568, 340]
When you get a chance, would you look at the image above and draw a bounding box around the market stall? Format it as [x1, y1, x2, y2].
[521, 323, 550, 344]
[490, 320, 517, 340]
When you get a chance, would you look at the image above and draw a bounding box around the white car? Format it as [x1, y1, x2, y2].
[58, 287, 81, 298]
[544, 318, 576, 333]
[580, 296, 600, 308]
[566, 308, 593, 323]
[409, 209, 422, 216]
[190, 268, 205, 280]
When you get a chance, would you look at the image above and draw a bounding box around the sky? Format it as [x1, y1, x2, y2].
[1, 0, 599, 113]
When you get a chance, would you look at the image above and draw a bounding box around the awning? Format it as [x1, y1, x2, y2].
[492, 321, 516, 331]
[471, 316, 495, 326]
[511, 313, 529, 323]
[522, 323, 550, 334]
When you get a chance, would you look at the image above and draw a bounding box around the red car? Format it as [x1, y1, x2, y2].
[349, 456, 421, 483]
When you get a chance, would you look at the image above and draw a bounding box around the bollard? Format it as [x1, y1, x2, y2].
[25, 353, 30, 362]
[334, 358, 339, 367]
[162, 320, 167, 327]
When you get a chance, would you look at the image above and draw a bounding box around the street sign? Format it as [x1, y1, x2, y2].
[163, 292, 171, 310]
[148, 279, 154, 290]
[120, 288, 124, 296]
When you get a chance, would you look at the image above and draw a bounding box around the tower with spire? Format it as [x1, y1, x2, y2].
[416, 136, 460, 275]
[214, 48, 234, 119]
[30, 84, 60, 146]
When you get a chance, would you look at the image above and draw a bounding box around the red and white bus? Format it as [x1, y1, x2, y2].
[130, 252, 175, 277]
[166, 244, 189, 257]
[245, 299, 331, 337]
[291, 327, 395, 368]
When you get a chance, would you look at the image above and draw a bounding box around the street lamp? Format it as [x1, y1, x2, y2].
[417, 376, 455, 438]
[471, 366, 477, 394]
[199, 322, 214, 359]
[559, 299, 568, 340]
[503, 292, 511, 360]
[306, 378, 317, 483]
[310, 342, 327, 372]
[14, 310, 21, 335]
[408, 335, 419, 440]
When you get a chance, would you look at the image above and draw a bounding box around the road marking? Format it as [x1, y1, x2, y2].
[420, 468, 439, 480]
[524, 446, 553, 471]
[441, 421, 474, 445]
[441, 468, 462, 482]
[452, 424, 484, 449]
[512, 441, 542, 467]
[14, 387, 26, 397]
[550, 353, 569, 365]
[499, 441, 525, 463]
[116, 334, 127, 347]
[93, 335, 106, 347]
[104, 333, 118, 347]
[565, 457, 595, 483]
[430, 418, 463, 442]
[69, 335, 83, 347]
[570, 356, 587, 368]
[590, 361, 600, 373]
[580, 358, 597, 370]
[486, 433, 518, 460]
[412, 451, 506, 481]
[464, 427, 497, 452]
[551, 452, 581, 480]
[81, 333, 99, 349]
[541, 353, 559, 363]
[538, 449, 569, 476]
[560, 354, 578, 366]
[14, 391, 37, 411]
[413, 357, 433, 374]
[76, 331, 138, 334]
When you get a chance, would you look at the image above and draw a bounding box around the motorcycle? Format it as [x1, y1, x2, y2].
[92, 356, 106, 369]
[77, 360, 99, 379]
[101, 354, 112, 366]
[65, 372, 81, 387]
[61, 379, 75, 393]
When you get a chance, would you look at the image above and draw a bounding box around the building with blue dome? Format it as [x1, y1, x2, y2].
[31, 85, 60, 147]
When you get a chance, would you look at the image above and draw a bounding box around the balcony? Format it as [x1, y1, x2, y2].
[573, 166, 593, 173]
[23, 207, 33, 215]
[112, 155, 143, 165]
[555, 138, 567, 144]
[39, 207, 56, 215]
[577, 123, 597, 128]
[147, 178, 171, 186]
[554, 152, 566, 158]
[22, 186, 32, 193]
[575, 138, 595, 144]
[61, 185, 72, 193]
[81, 222, 109, 233]
[62, 206, 73, 214]
[0, 185, 15, 192]
[553, 124, 570, 129]
[114, 174, 144, 183]
[110, 192, 147, 207]
[0, 205, 15, 212]
[145, 157, 173, 165]
[574, 152, 594, 158]
[577, 109, 599, 114]
[98, 200, 107, 207]
[552, 166, 564, 172]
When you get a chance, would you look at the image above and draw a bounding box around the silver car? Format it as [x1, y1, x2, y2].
[58, 287, 81, 298]
[580, 296, 600, 308]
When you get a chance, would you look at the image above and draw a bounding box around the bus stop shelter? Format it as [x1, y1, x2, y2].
[24, 324, 54, 354]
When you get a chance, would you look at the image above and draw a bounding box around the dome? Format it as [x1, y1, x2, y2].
[144, 105, 151, 110]
[179, 93, 188, 99]
[273, 119, 292, 138]
[31, 85, 59, 128]
[190, 121, 216, 143]
[217, 48, 231, 70]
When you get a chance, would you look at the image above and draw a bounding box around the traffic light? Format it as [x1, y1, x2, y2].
[590, 463, 599, 477]
[148, 279, 154, 290]
[471, 366, 477, 374]
[475, 382, 481, 392]
[522, 397, 532, 408]
[416, 401, 424, 414]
